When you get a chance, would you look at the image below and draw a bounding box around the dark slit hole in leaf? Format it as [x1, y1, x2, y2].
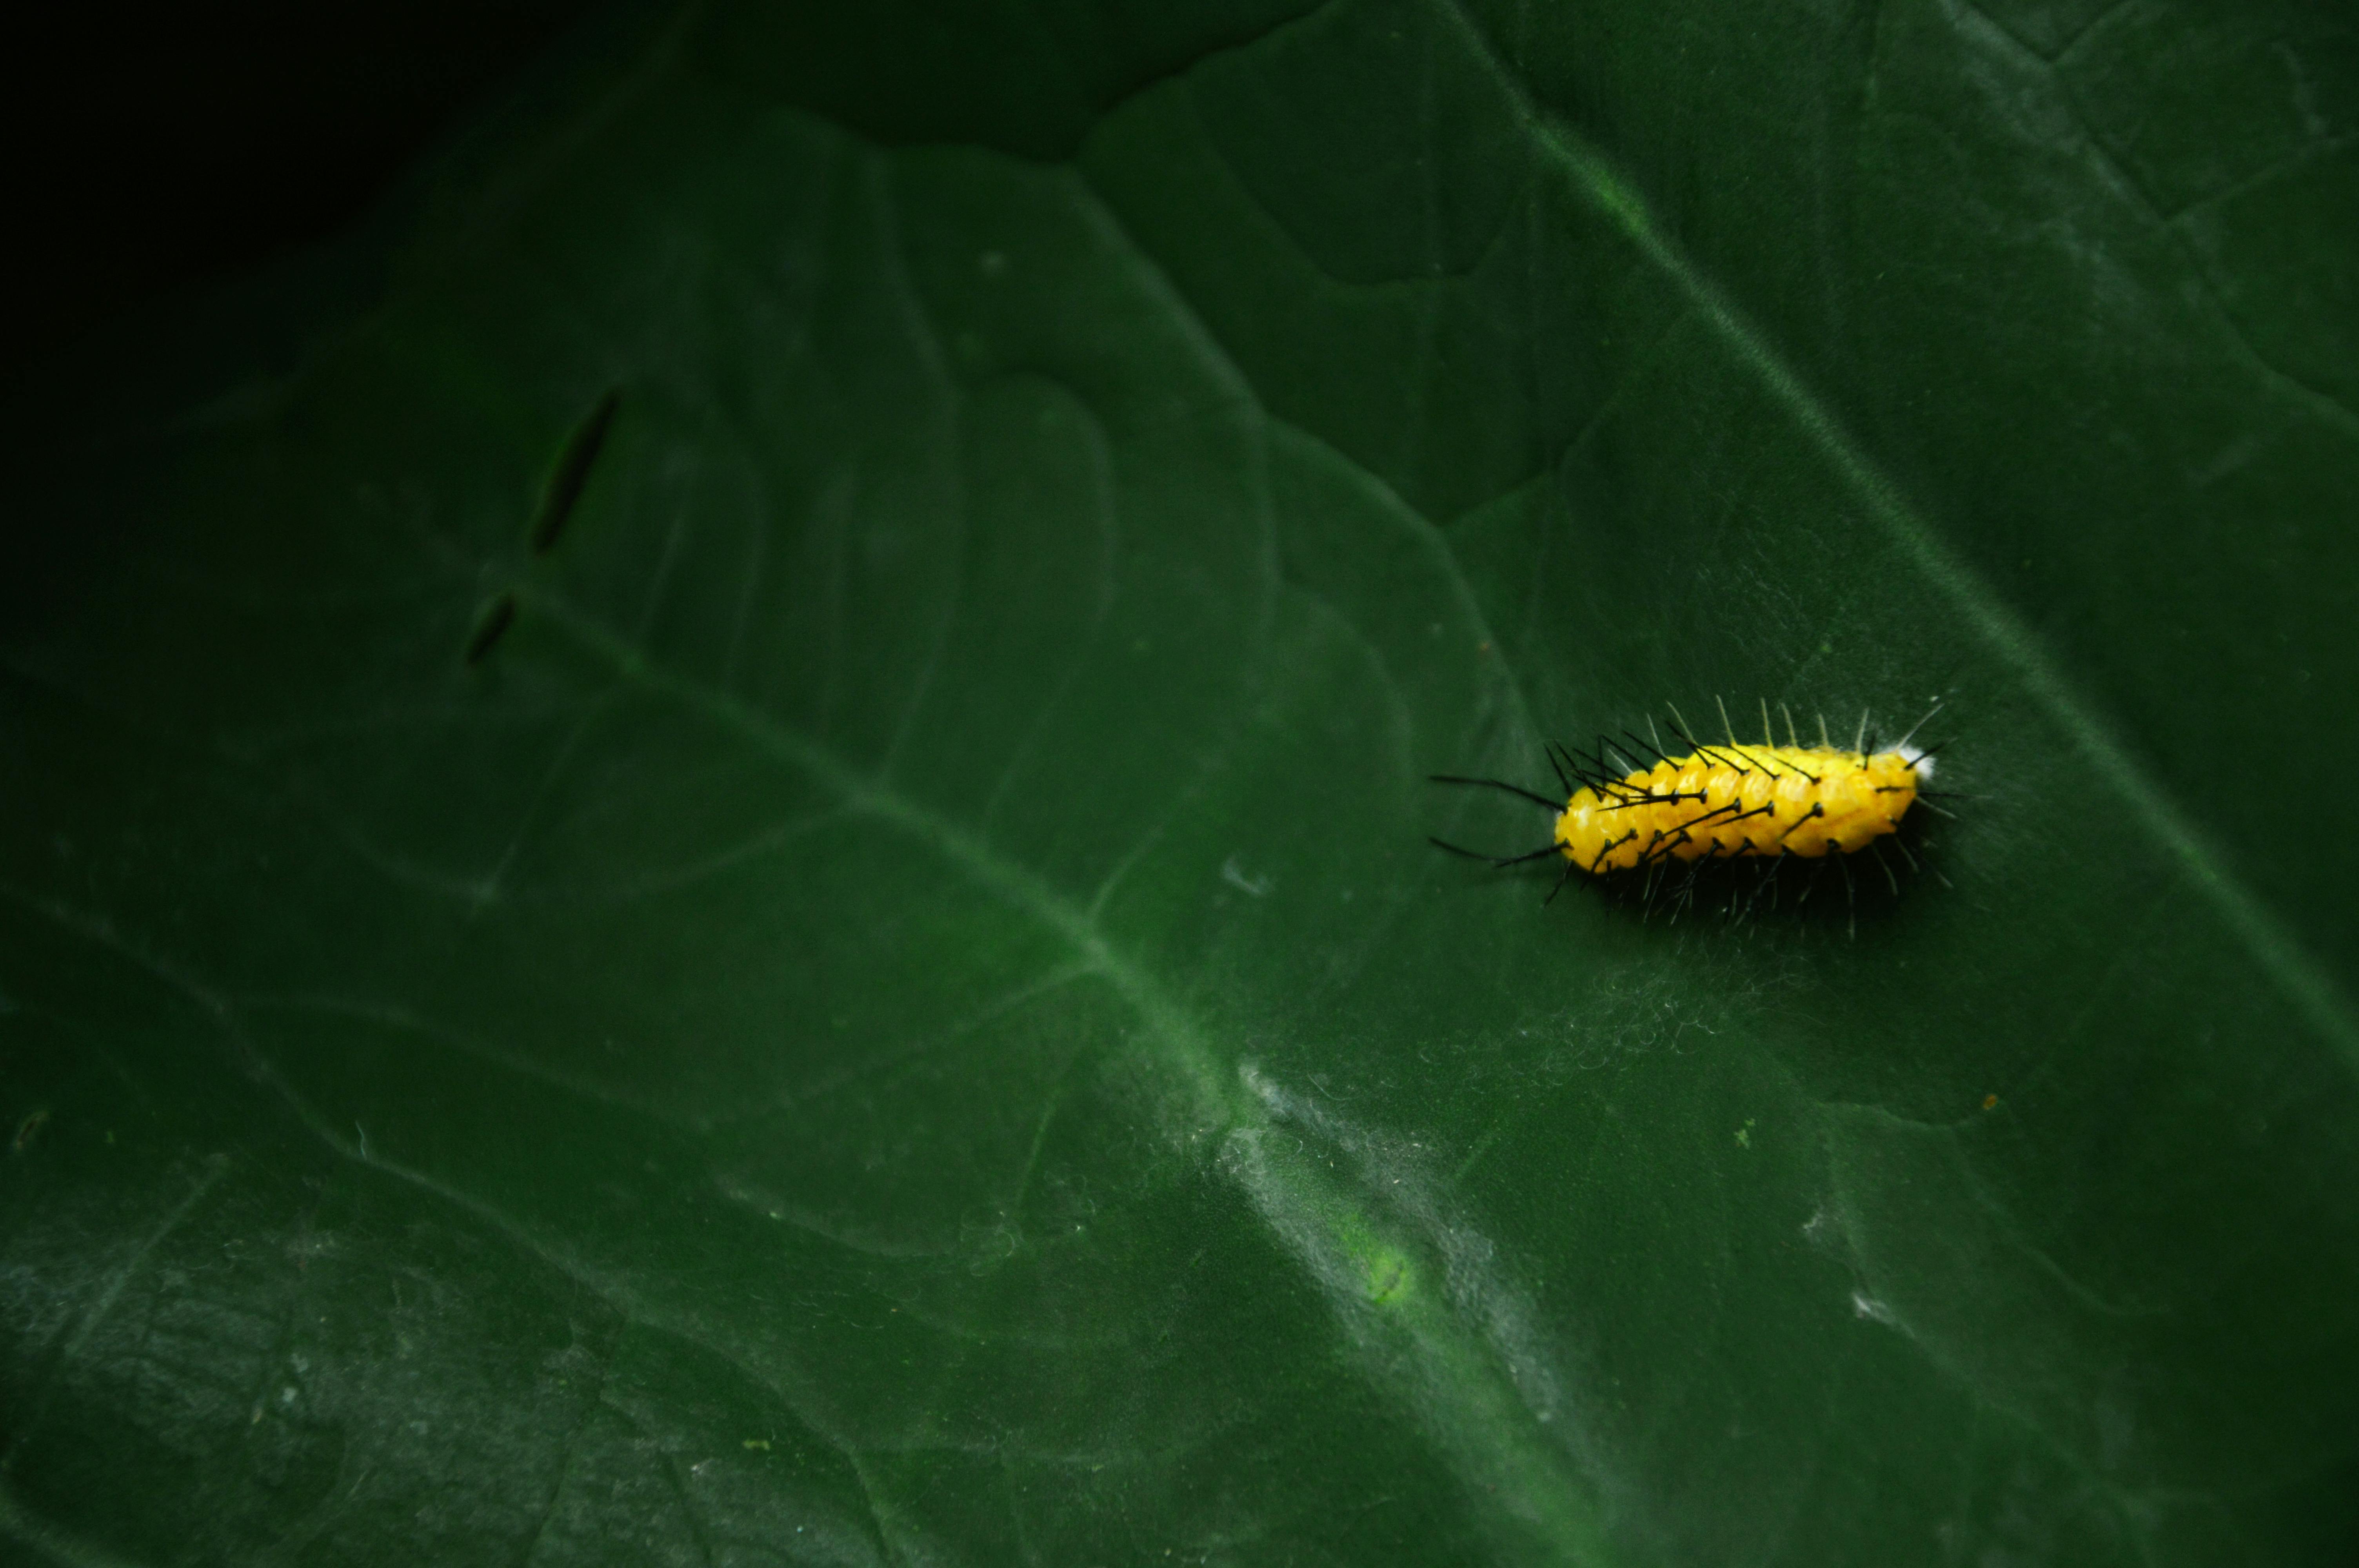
[529, 388, 620, 554]
[464, 592, 518, 665]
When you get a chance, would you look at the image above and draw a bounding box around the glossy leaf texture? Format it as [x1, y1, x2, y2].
[6, 2, 2358, 1563]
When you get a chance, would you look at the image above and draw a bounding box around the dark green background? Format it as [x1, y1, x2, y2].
[5, 1, 2357, 1563]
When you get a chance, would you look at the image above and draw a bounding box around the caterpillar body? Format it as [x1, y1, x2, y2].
[1432, 703, 1941, 897]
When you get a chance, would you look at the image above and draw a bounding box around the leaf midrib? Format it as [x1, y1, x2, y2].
[521, 582, 1621, 1564]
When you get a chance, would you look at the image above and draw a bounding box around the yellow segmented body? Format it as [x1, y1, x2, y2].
[1556, 744, 1927, 875]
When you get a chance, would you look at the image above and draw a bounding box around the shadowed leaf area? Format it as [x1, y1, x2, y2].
[5, 1, 2359, 1563]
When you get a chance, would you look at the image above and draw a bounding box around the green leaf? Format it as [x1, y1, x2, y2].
[7, 1, 2359, 1563]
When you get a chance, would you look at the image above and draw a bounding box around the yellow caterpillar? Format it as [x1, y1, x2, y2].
[1432, 702, 1940, 897]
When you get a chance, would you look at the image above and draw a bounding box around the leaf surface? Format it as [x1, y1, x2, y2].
[6, 2, 2359, 1563]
